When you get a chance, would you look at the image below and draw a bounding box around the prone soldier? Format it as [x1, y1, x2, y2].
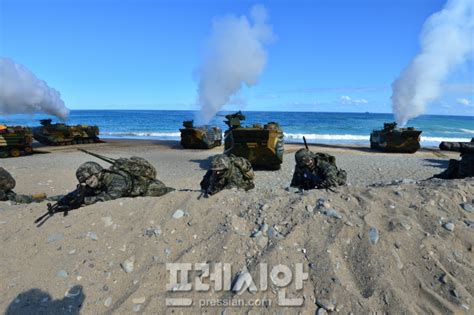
[200, 154, 255, 196]
[435, 138, 474, 179]
[290, 147, 347, 190]
[0, 167, 46, 203]
[48, 150, 174, 210]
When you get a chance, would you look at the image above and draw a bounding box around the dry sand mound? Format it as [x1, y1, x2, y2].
[1, 176, 473, 314]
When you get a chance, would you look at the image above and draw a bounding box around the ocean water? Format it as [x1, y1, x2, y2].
[1, 110, 473, 147]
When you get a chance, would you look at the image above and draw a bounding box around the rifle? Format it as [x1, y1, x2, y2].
[303, 136, 309, 150]
[198, 180, 212, 199]
[177, 188, 208, 200]
[78, 148, 115, 164]
[197, 190, 209, 200]
[205, 171, 226, 196]
[302, 169, 321, 189]
[301, 168, 338, 192]
[34, 184, 91, 227]
[199, 170, 222, 198]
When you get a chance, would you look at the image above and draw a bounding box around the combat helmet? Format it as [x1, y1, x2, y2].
[211, 154, 231, 171]
[0, 167, 16, 191]
[76, 162, 103, 183]
[295, 149, 313, 167]
[296, 148, 337, 165]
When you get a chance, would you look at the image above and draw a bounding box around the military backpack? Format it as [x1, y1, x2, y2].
[230, 156, 254, 181]
[0, 167, 16, 191]
[109, 157, 157, 180]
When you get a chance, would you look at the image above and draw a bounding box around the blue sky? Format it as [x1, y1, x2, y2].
[1, 0, 473, 115]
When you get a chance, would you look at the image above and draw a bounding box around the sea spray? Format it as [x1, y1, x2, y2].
[391, 0, 474, 126]
[0, 58, 70, 119]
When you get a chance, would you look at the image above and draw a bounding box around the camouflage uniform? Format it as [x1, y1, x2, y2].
[74, 161, 174, 206]
[290, 149, 347, 190]
[435, 139, 474, 179]
[459, 154, 474, 178]
[0, 167, 46, 203]
[200, 154, 255, 195]
[434, 154, 474, 179]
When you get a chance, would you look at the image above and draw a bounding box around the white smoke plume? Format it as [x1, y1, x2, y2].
[391, 0, 473, 126]
[0, 58, 70, 119]
[195, 5, 275, 125]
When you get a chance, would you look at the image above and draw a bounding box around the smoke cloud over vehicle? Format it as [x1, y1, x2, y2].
[0, 58, 70, 119]
[195, 5, 274, 125]
[391, 0, 473, 125]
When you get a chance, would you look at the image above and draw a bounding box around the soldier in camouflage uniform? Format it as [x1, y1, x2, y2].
[290, 149, 347, 190]
[0, 167, 46, 203]
[200, 154, 255, 195]
[72, 160, 174, 206]
[435, 139, 474, 179]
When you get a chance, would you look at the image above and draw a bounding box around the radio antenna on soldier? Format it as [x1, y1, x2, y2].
[303, 136, 309, 150]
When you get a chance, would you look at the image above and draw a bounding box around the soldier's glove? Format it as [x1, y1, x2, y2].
[31, 193, 47, 201]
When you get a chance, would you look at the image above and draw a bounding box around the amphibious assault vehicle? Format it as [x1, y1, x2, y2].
[33, 119, 101, 146]
[180, 120, 222, 149]
[370, 122, 422, 153]
[0, 125, 34, 158]
[223, 111, 284, 170]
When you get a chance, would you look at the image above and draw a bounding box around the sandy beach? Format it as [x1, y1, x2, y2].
[1, 139, 473, 314]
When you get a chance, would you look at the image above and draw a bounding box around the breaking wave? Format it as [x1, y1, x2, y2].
[421, 136, 472, 143]
[100, 131, 471, 146]
[284, 133, 368, 141]
[102, 131, 181, 138]
[460, 128, 474, 134]
[283, 133, 471, 145]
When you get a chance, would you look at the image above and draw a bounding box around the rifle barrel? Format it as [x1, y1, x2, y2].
[34, 211, 51, 224]
[78, 149, 115, 164]
[303, 136, 309, 150]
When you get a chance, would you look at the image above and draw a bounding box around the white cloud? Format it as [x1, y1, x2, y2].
[457, 98, 473, 106]
[340, 96, 351, 102]
[340, 95, 368, 105]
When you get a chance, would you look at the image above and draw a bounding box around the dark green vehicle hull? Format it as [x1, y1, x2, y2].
[33, 120, 101, 146]
[370, 125, 422, 153]
[0, 126, 34, 158]
[180, 127, 222, 149]
[224, 127, 284, 170]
